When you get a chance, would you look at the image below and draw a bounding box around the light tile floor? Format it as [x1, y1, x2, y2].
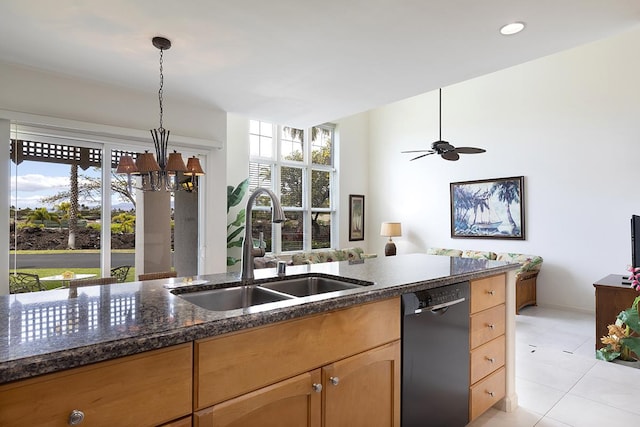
[468, 306, 640, 426]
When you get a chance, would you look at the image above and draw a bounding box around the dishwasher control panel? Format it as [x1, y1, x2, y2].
[402, 281, 469, 314]
[416, 284, 465, 308]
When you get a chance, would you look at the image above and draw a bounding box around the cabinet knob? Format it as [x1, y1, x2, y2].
[485, 357, 495, 363]
[486, 391, 494, 397]
[312, 383, 323, 393]
[329, 376, 340, 386]
[487, 290, 495, 295]
[487, 323, 495, 329]
[68, 409, 85, 425]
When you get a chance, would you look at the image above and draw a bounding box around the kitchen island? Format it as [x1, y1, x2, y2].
[0, 253, 519, 426]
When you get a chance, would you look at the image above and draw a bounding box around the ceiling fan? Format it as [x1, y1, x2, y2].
[402, 88, 486, 161]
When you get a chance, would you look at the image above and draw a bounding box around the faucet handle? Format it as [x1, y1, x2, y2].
[277, 261, 287, 277]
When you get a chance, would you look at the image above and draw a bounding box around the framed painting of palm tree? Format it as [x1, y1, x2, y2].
[450, 176, 525, 239]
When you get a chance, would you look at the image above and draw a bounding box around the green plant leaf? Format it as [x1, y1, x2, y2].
[231, 209, 246, 227]
[596, 348, 621, 361]
[227, 227, 245, 245]
[227, 256, 240, 266]
[227, 178, 249, 212]
[618, 307, 640, 334]
[621, 336, 640, 359]
[228, 239, 243, 248]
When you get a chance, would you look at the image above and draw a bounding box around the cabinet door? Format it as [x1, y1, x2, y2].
[323, 341, 400, 427]
[194, 370, 321, 427]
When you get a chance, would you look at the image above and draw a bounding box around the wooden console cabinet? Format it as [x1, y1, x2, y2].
[469, 274, 507, 422]
[594, 274, 639, 350]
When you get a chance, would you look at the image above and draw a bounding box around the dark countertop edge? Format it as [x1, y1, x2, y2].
[0, 264, 515, 384]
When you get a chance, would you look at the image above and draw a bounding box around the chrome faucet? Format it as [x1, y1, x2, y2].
[241, 188, 286, 283]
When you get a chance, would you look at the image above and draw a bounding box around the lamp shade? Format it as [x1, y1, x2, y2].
[184, 156, 205, 176]
[115, 155, 139, 174]
[136, 152, 161, 173]
[166, 151, 187, 173]
[380, 222, 402, 237]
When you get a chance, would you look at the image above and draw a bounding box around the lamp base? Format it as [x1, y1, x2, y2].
[384, 241, 397, 256]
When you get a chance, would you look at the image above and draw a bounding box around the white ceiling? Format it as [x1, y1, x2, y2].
[0, 1, 639, 127]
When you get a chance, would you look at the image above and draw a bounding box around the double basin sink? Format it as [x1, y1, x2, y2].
[173, 275, 372, 312]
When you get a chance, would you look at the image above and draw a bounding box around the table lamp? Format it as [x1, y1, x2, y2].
[380, 222, 402, 256]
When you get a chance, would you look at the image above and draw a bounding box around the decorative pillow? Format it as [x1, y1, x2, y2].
[291, 248, 365, 265]
[253, 254, 280, 269]
[291, 252, 311, 265]
[461, 250, 497, 260]
[427, 247, 463, 257]
[496, 253, 543, 274]
[341, 247, 365, 261]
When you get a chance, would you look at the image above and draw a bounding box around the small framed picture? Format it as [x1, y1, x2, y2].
[349, 194, 365, 241]
[450, 176, 525, 240]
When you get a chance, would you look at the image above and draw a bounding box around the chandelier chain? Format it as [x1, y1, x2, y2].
[158, 48, 164, 131]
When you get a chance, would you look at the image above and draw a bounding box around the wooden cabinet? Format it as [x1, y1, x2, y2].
[194, 298, 401, 426]
[469, 274, 506, 422]
[194, 341, 400, 427]
[594, 274, 639, 349]
[0, 343, 193, 427]
[323, 341, 400, 427]
[194, 371, 322, 427]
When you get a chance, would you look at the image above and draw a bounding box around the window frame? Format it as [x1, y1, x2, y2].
[249, 121, 336, 254]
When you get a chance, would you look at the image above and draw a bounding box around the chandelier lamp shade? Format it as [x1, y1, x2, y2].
[116, 36, 204, 192]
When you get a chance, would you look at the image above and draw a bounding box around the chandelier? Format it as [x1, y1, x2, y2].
[116, 36, 204, 192]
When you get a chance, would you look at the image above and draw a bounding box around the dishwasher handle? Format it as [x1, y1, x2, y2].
[414, 297, 466, 314]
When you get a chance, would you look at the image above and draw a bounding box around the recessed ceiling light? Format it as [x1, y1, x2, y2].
[500, 22, 525, 36]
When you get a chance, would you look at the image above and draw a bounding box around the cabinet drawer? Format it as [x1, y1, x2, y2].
[469, 367, 506, 421]
[470, 335, 505, 384]
[470, 304, 505, 349]
[0, 343, 193, 427]
[470, 274, 506, 314]
[195, 297, 400, 409]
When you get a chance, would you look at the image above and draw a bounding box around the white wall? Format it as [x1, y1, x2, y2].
[334, 113, 371, 251]
[367, 27, 640, 312]
[1, 61, 229, 278]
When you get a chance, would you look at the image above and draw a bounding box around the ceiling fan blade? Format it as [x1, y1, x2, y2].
[401, 149, 435, 154]
[410, 152, 435, 161]
[454, 147, 486, 154]
[441, 151, 460, 161]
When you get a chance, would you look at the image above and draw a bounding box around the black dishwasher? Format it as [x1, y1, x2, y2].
[401, 281, 470, 427]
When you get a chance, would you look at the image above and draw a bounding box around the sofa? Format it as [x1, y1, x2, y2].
[427, 247, 543, 314]
[254, 247, 375, 269]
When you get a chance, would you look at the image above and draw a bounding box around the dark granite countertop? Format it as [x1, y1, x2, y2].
[0, 253, 517, 384]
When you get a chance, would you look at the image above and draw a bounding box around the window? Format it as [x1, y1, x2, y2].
[249, 120, 336, 253]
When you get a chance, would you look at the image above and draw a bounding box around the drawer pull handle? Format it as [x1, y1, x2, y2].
[487, 324, 495, 329]
[312, 383, 323, 393]
[486, 357, 495, 363]
[330, 376, 340, 386]
[487, 290, 495, 295]
[68, 409, 85, 425]
[487, 391, 494, 397]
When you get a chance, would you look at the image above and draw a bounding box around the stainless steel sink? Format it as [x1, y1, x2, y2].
[260, 276, 366, 297]
[176, 286, 295, 311]
[173, 275, 372, 311]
